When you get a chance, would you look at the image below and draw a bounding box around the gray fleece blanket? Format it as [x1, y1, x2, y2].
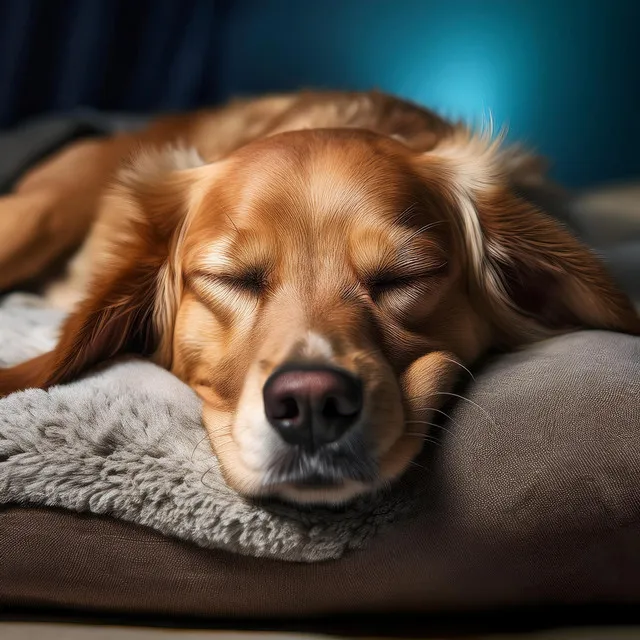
[0, 293, 417, 562]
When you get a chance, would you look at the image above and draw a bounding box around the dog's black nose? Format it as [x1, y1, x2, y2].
[263, 367, 363, 448]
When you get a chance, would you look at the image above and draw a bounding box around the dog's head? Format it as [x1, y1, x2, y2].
[4, 127, 638, 503]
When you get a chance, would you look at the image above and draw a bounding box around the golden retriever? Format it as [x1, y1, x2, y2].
[0, 91, 638, 504]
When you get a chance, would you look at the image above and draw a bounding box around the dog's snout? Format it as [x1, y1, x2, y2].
[263, 367, 362, 448]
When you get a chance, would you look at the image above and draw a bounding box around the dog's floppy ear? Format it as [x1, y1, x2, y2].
[0, 146, 208, 397]
[416, 127, 640, 345]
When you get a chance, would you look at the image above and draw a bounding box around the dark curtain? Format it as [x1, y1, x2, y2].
[0, 0, 230, 128]
[0, 0, 638, 186]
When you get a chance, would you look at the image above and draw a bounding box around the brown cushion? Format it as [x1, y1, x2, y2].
[1, 330, 639, 618]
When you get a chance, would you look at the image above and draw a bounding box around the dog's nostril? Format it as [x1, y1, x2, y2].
[322, 396, 341, 420]
[263, 366, 363, 448]
[322, 389, 360, 419]
[274, 397, 300, 421]
[322, 395, 358, 420]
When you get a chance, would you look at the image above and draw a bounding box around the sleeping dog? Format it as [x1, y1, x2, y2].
[0, 91, 638, 503]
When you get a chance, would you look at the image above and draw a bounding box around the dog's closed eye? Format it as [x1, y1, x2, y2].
[216, 270, 268, 295]
[366, 263, 448, 303]
[193, 269, 269, 296]
[368, 273, 418, 298]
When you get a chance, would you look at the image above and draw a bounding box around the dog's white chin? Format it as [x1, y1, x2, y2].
[266, 478, 379, 506]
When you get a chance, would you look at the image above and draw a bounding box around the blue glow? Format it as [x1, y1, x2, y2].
[222, 0, 640, 187]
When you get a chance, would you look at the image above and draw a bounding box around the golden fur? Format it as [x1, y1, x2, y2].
[0, 91, 638, 504]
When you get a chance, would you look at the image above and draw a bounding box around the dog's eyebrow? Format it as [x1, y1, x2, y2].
[353, 224, 447, 280]
[363, 253, 448, 282]
[190, 233, 275, 279]
[193, 238, 235, 272]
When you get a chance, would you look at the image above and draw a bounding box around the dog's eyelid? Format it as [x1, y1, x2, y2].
[365, 260, 448, 285]
[367, 274, 416, 291]
[188, 268, 269, 294]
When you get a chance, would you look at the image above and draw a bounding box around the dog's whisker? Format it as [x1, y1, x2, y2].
[429, 391, 498, 431]
[396, 202, 420, 225]
[397, 221, 445, 250]
[410, 392, 498, 432]
[200, 465, 220, 490]
[224, 212, 240, 234]
[405, 420, 458, 440]
[406, 404, 464, 430]
[190, 434, 211, 462]
[438, 355, 476, 381]
[406, 431, 442, 444]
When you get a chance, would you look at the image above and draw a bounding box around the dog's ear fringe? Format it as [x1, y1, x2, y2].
[117, 143, 206, 186]
[0, 259, 159, 397]
[0, 147, 203, 398]
[419, 125, 640, 344]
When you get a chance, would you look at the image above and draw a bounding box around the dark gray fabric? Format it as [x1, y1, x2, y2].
[2, 330, 639, 616]
[0, 110, 148, 193]
[598, 242, 640, 310]
[568, 184, 640, 308]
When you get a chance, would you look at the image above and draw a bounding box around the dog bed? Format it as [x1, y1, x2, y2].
[2, 312, 639, 617]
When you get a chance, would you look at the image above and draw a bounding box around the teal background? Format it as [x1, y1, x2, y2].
[220, 0, 640, 187]
[0, 0, 638, 187]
